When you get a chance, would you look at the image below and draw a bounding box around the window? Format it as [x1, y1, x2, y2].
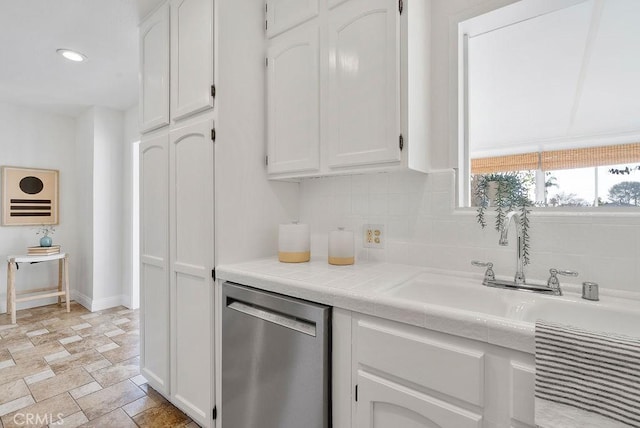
[470, 144, 640, 207]
[459, 0, 640, 209]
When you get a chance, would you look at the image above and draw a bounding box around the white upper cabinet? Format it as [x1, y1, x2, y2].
[266, 0, 430, 180]
[267, 23, 320, 174]
[266, 0, 319, 38]
[327, 0, 401, 168]
[140, 4, 170, 133]
[139, 0, 214, 134]
[170, 0, 214, 121]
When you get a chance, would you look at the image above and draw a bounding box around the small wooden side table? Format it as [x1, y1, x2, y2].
[6, 253, 70, 324]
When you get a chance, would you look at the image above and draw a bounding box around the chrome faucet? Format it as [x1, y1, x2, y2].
[499, 211, 525, 285]
[472, 261, 579, 295]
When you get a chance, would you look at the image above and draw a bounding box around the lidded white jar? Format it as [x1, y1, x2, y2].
[278, 222, 310, 263]
[328, 227, 354, 265]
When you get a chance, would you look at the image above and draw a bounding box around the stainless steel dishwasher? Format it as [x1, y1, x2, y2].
[221, 281, 331, 428]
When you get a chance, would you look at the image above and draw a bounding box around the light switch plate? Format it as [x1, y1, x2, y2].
[363, 224, 384, 248]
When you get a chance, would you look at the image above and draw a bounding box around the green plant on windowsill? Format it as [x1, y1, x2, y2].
[474, 172, 533, 265]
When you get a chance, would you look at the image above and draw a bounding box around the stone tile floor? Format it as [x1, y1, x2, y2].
[0, 302, 198, 427]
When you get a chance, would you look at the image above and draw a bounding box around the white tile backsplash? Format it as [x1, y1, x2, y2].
[388, 193, 410, 216]
[299, 170, 640, 295]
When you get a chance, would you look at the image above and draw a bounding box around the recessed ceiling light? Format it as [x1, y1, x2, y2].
[56, 49, 87, 62]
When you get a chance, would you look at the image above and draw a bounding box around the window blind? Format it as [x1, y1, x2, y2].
[471, 143, 640, 174]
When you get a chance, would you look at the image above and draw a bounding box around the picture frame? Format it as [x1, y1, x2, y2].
[1, 166, 59, 226]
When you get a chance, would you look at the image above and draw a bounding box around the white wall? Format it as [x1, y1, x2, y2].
[0, 102, 78, 311]
[122, 106, 139, 309]
[92, 107, 125, 308]
[75, 108, 94, 302]
[430, 0, 517, 170]
[214, 0, 299, 265]
[298, 0, 640, 297]
[73, 106, 127, 311]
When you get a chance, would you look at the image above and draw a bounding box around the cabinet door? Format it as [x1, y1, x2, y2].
[327, 0, 401, 168]
[139, 132, 170, 396]
[170, 0, 214, 121]
[140, 3, 170, 133]
[267, 23, 320, 174]
[169, 117, 214, 427]
[266, 0, 319, 38]
[510, 362, 535, 427]
[356, 371, 482, 428]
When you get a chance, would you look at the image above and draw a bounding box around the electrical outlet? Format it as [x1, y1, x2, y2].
[363, 224, 384, 248]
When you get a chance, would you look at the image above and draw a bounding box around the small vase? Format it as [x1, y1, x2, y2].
[40, 235, 52, 247]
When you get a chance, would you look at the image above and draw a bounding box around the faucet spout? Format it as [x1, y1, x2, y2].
[499, 211, 525, 285]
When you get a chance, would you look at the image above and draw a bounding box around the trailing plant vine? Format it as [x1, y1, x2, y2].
[474, 173, 533, 265]
[609, 165, 640, 175]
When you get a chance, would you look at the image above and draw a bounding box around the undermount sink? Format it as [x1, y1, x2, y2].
[384, 272, 640, 338]
[384, 272, 528, 319]
[514, 294, 640, 338]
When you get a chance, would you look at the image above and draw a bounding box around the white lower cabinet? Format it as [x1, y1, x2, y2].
[140, 130, 170, 396]
[168, 116, 215, 427]
[342, 313, 536, 428]
[141, 115, 215, 427]
[357, 370, 481, 428]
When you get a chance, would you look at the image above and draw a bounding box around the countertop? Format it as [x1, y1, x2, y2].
[216, 257, 536, 354]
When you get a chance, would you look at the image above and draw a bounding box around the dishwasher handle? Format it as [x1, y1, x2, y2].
[227, 300, 317, 337]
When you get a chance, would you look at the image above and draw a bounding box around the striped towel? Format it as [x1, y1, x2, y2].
[535, 320, 640, 428]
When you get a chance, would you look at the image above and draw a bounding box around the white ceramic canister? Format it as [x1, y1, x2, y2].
[278, 222, 310, 263]
[328, 227, 354, 265]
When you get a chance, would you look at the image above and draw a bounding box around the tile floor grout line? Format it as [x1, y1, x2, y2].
[0, 302, 196, 427]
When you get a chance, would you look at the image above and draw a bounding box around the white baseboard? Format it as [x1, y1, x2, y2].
[71, 290, 92, 311]
[71, 291, 126, 312]
[120, 294, 133, 309]
[90, 295, 126, 312]
[0, 295, 58, 313]
[0, 290, 128, 315]
[0, 290, 131, 313]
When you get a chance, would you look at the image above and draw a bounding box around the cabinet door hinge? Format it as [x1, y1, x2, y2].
[399, 0, 403, 14]
[265, 20, 268, 31]
[212, 269, 216, 280]
[265, 155, 269, 166]
[355, 384, 358, 402]
[211, 84, 216, 98]
[212, 406, 217, 420]
[399, 134, 404, 151]
[265, 57, 269, 67]
[211, 128, 216, 142]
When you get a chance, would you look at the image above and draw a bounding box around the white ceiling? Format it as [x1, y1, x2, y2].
[0, 0, 164, 117]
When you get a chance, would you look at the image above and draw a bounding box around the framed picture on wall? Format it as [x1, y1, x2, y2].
[1, 166, 59, 226]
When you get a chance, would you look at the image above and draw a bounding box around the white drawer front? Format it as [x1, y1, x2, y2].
[357, 320, 485, 406]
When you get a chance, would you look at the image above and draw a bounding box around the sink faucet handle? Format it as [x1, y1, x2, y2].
[471, 261, 495, 285]
[547, 268, 579, 296]
[553, 269, 579, 277]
